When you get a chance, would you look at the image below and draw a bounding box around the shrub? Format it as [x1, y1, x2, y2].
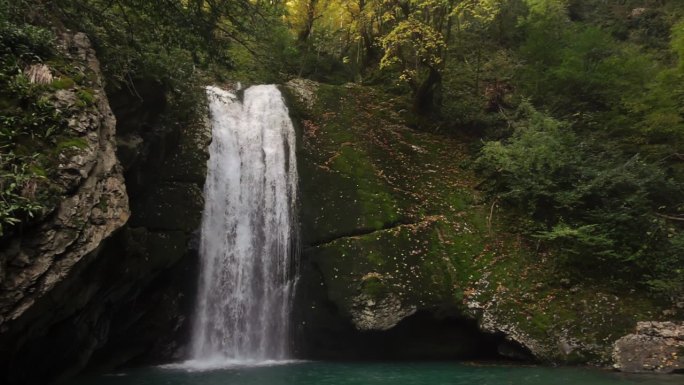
[0, 6, 68, 237]
[476, 102, 684, 293]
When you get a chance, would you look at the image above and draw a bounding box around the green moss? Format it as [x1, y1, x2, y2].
[51, 77, 75, 90]
[27, 164, 47, 177]
[56, 137, 88, 152]
[331, 145, 400, 228]
[529, 312, 553, 334]
[298, 84, 410, 244]
[301, 82, 492, 314]
[361, 277, 387, 298]
[367, 250, 385, 266]
[77, 89, 95, 106]
[308, 217, 466, 313]
[97, 195, 109, 212]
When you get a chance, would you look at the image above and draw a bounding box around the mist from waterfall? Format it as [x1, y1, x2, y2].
[183, 85, 299, 368]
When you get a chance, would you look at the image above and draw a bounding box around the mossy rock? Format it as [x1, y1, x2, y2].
[292, 80, 490, 327]
[307, 217, 471, 315]
[289, 80, 668, 364]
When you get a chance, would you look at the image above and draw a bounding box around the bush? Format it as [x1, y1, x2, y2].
[0, 6, 67, 237]
[476, 102, 684, 293]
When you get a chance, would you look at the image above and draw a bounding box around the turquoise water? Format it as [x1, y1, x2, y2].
[71, 361, 682, 385]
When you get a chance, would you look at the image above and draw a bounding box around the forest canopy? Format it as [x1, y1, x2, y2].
[1, 0, 683, 298]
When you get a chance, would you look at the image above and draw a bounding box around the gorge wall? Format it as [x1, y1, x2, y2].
[0, 32, 209, 384]
[0, 32, 129, 383]
[0, 31, 681, 384]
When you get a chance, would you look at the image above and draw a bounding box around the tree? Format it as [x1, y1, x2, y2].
[380, 18, 445, 114]
[376, 0, 456, 115]
[52, 0, 281, 89]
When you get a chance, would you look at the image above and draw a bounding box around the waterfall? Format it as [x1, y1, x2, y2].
[188, 85, 299, 366]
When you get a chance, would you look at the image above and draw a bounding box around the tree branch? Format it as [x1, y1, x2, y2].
[655, 213, 684, 221]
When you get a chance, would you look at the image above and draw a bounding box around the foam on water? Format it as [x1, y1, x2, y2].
[161, 358, 305, 372]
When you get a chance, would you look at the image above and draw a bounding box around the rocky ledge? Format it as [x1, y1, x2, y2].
[613, 321, 684, 374]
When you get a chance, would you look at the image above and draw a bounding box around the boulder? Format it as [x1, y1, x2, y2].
[613, 321, 684, 373]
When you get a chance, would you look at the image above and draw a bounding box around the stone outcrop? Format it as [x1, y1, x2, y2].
[288, 79, 514, 358]
[0, 33, 128, 329]
[613, 321, 684, 373]
[351, 292, 417, 331]
[0, 32, 129, 383]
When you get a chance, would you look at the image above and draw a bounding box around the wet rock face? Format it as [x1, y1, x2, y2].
[613, 322, 684, 373]
[82, 74, 210, 372]
[0, 32, 129, 383]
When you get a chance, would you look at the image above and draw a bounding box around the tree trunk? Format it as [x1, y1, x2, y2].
[412, 66, 442, 116]
[361, 30, 379, 69]
[298, 0, 318, 42]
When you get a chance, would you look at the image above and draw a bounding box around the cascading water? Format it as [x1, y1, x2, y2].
[187, 85, 298, 366]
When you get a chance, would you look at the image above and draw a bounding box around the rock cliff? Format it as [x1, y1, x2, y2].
[0, 32, 209, 384]
[0, 32, 129, 383]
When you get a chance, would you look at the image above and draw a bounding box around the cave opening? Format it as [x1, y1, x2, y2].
[297, 309, 535, 363]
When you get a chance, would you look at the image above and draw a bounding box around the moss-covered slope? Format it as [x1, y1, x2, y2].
[287, 79, 672, 365]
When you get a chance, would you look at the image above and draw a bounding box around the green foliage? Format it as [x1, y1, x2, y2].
[225, 24, 305, 84]
[0, 21, 53, 60]
[51, 0, 204, 91]
[512, 0, 684, 154]
[76, 89, 95, 106]
[0, 6, 65, 236]
[447, 0, 684, 301]
[439, 0, 525, 126]
[50, 77, 74, 90]
[673, 20, 684, 70]
[476, 102, 683, 293]
[0, 157, 46, 235]
[519, 9, 650, 114]
[380, 19, 446, 88]
[477, 102, 582, 224]
[0, 1, 54, 61]
[52, 0, 291, 89]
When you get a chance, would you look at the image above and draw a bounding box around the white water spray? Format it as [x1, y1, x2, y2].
[187, 85, 298, 367]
